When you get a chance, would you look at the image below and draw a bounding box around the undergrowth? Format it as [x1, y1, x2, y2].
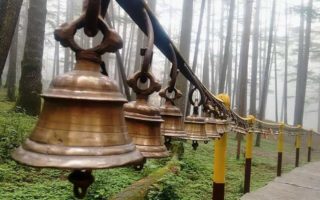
[0, 90, 317, 199]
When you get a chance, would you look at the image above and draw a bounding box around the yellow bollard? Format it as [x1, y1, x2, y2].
[295, 125, 302, 167]
[277, 123, 284, 176]
[307, 130, 313, 162]
[244, 115, 255, 194]
[212, 94, 230, 200]
[213, 133, 227, 200]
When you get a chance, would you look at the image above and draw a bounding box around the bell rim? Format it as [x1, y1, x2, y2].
[185, 136, 209, 141]
[21, 139, 137, 156]
[41, 93, 128, 103]
[12, 146, 144, 170]
[135, 144, 170, 158]
[124, 113, 164, 122]
[162, 131, 187, 138]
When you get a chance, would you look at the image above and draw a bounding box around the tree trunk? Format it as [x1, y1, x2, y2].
[0, 0, 23, 79]
[175, 0, 193, 115]
[6, 22, 19, 101]
[216, 0, 225, 91]
[235, 0, 253, 159]
[218, 0, 235, 93]
[283, 0, 289, 123]
[273, 34, 278, 122]
[294, 0, 313, 126]
[16, 0, 47, 116]
[232, 0, 240, 108]
[226, 43, 233, 96]
[249, 0, 261, 115]
[318, 82, 320, 133]
[236, 0, 253, 116]
[256, 0, 276, 146]
[210, 0, 215, 92]
[202, 0, 211, 89]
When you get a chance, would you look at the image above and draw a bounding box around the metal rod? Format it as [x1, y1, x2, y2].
[84, 0, 101, 37]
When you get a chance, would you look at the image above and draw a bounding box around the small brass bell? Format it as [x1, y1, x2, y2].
[204, 115, 221, 139]
[124, 11, 169, 159]
[159, 46, 186, 149]
[185, 90, 208, 150]
[159, 87, 187, 149]
[160, 100, 186, 138]
[216, 119, 230, 135]
[124, 96, 169, 158]
[12, 2, 144, 198]
[232, 125, 247, 134]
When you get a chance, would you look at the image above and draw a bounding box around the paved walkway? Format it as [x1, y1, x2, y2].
[241, 161, 320, 200]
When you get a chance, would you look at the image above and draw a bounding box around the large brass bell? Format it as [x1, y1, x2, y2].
[12, 60, 143, 169]
[12, 2, 143, 198]
[159, 46, 187, 149]
[124, 10, 169, 159]
[185, 88, 208, 150]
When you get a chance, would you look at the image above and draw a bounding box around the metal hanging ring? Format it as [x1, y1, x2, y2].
[159, 86, 182, 102]
[127, 71, 161, 96]
[140, 8, 154, 74]
[54, 13, 123, 58]
[189, 87, 205, 107]
[168, 43, 178, 92]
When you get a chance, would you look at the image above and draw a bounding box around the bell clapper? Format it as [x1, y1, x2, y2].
[192, 140, 199, 150]
[133, 157, 147, 171]
[68, 170, 94, 199]
[165, 136, 172, 150]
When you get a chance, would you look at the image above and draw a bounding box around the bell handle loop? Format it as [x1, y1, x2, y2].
[54, 13, 123, 57]
[159, 86, 182, 103]
[140, 8, 154, 76]
[189, 87, 205, 107]
[127, 71, 161, 97]
[168, 43, 178, 92]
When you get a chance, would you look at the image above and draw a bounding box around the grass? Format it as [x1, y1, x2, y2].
[0, 89, 319, 200]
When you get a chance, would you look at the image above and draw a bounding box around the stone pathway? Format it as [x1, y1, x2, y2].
[241, 162, 320, 200]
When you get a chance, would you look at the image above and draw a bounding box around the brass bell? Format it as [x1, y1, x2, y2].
[159, 47, 186, 147]
[160, 99, 186, 138]
[185, 90, 208, 150]
[12, 3, 144, 197]
[12, 59, 144, 169]
[124, 72, 169, 158]
[216, 119, 230, 135]
[159, 87, 187, 150]
[204, 115, 221, 139]
[124, 11, 169, 159]
[232, 125, 247, 134]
